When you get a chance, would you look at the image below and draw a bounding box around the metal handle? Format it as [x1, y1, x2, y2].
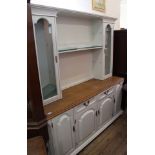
[84, 101, 89, 106]
[104, 91, 108, 95]
[98, 110, 100, 115]
[55, 56, 58, 63]
[83, 103, 87, 106]
[73, 126, 75, 132]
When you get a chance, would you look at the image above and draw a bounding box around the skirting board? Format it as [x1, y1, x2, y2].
[70, 110, 123, 155]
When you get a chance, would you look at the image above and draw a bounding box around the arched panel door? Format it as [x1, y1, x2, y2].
[52, 110, 75, 155]
[105, 24, 112, 75]
[78, 110, 96, 142]
[98, 96, 114, 127]
[75, 102, 97, 145]
[103, 22, 114, 79]
[32, 15, 62, 105]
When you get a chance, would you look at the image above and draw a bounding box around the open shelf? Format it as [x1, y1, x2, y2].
[57, 14, 103, 55]
[58, 45, 103, 54]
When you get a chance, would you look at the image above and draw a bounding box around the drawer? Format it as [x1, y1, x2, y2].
[97, 87, 115, 101]
[119, 81, 124, 86]
[74, 97, 97, 114]
[106, 87, 115, 95]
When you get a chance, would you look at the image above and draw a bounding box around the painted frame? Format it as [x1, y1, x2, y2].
[92, 0, 106, 12]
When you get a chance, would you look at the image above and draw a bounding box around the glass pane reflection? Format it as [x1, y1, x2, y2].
[35, 18, 57, 100]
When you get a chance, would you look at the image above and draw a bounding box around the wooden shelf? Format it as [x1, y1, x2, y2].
[58, 45, 103, 54]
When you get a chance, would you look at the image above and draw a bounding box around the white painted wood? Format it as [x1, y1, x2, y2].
[47, 121, 56, 155]
[56, 15, 103, 53]
[49, 109, 75, 155]
[98, 96, 114, 128]
[103, 23, 114, 78]
[78, 110, 95, 141]
[59, 51, 94, 90]
[32, 15, 62, 105]
[58, 46, 103, 54]
[31, 4, 117, 21]
[31, 4, 58, 17]
[74, 99, 97, 146]
[74, 97, 96, 113]
[110, 23, 114, 75]
[114, 83, 123, 114]
[92, 22, 115, 80]
[96, 86, 114, 100]
[31, 4, 116, 88]
[96, 22, 114, 80]
[70, 111, 123, 155]
[92, 49, 104, 80]
[47, 85, 123, 155]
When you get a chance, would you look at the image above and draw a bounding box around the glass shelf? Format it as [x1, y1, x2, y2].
[58, 45, 103, 54]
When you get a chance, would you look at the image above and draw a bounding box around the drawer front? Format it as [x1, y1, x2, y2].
[97, 87, 115, 101]
[106, 87, 115, 95]
[74, 97, 97, 114]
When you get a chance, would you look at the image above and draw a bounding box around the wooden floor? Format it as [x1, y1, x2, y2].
[78, 113, 127, 155]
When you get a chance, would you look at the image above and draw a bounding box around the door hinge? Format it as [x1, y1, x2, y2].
[55, 56, 58, 63]
[74, 119, 76, 124]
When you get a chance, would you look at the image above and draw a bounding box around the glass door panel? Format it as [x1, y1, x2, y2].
[34, 18, 57, 100]
[105, 25, 111, 75]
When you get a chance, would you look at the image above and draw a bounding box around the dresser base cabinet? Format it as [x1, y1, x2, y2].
[47, 83, 124, 155]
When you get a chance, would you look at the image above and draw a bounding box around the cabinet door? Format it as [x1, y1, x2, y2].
[98, 96, 114, 128]
[75, 100, 97, 145]
[103, 23, 114, 79]
[52, 110, 75, 155]
[115, 84, 123, 114]
[32, 15, 62, 105]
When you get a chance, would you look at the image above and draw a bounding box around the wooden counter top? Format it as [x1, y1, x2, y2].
[44, 76, 124, 120]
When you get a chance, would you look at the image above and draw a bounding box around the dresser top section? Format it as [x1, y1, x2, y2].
[44, 76, 124, 120]
[31, 4, 117, 22]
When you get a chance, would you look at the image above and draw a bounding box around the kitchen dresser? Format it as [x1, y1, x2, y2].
[28, 3, 124, 155]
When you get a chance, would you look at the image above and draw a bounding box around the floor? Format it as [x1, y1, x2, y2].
[78, 113, 127, 155]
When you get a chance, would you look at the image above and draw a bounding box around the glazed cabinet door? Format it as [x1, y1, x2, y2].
[103, 22, 114, 79]
[32, 15, 62, 105]
[115, 83, 123, 114]
[50, 110, 75, 155]
[75, 98, 97, 146]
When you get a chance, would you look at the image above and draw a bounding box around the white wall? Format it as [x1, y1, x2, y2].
[31, 0, 121, 29]
[120, 0, 127, 28]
